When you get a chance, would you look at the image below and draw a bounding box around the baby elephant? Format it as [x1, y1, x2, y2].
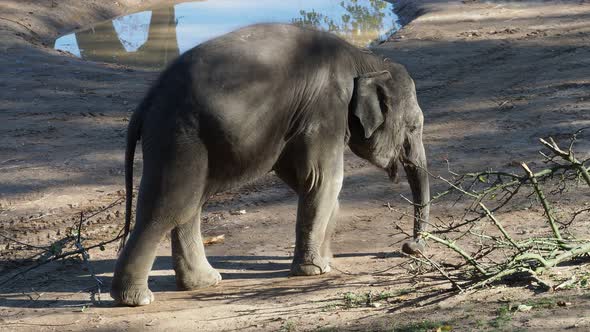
[111, 23, 430, 306]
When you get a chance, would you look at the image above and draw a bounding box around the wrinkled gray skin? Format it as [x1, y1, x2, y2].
[111, 24, 430, 306]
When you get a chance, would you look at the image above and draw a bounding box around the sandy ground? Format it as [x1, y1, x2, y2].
[1, 0, 590, 331]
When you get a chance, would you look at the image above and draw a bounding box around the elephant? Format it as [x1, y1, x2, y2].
[111, 23, 430, 306]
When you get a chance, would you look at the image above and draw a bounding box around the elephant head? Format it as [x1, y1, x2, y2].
[347, 67, 430, 255]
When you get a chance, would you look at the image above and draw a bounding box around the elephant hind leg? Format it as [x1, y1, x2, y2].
[172, 209, 221, 290]
[111, 220, 165, 306]
[111, 149, 208, 306]
[111, 201, 180, 306]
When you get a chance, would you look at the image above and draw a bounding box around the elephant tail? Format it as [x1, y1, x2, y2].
[119, 107, 142, 252]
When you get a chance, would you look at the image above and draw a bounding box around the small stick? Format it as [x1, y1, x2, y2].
[540, 136, 590, 187]
[81, 197, 125, 223]
[0, 232, 49, 251]
[545, 242, 590, 268]
[466, 267, 552, 291]
[75, 212, 103, 303]
[420, 232, 489, 276]
[77, 212, 83, 244]
[417, 251, 464, 292]
[563, 207, 590, 227]
[521, 163, 562, 241]
[479, 202, 521, 250]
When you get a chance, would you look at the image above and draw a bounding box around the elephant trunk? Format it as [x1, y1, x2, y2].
[397, 135, 430, 255]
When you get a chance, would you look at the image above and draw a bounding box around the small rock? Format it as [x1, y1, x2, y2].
[230, 209, 247, 215]
[203, 234, 225, 246]
[516, 304, 533, 312]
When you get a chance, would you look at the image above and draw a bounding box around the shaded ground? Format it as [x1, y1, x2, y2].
[1, 0, 590, 331]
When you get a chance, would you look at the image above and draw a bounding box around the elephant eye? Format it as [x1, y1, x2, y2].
[408, 124, 418, 133]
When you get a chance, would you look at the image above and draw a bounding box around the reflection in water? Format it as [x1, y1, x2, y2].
[112, 11, 151, 52]
[54, 0, 399, 70]
[76, 7, 179, 68]
[293, 0, 395, 47]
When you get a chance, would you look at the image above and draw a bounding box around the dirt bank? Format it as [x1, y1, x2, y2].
[1, 0, 590, 331]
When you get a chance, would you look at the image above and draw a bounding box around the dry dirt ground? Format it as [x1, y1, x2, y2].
[1, 0, 590, 331]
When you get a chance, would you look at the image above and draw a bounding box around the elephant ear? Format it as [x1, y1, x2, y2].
[352, 70, 393, 139]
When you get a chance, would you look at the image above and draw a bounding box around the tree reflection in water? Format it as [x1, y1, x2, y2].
[292, 0, 395, 47]
[76, 6, 179, 69]
[57, 0, 398, 70]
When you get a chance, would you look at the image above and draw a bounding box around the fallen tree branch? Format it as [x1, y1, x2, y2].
[0, 230, 122, 288]
[393, 129, 590, 293]
[0, 198, 126, 288]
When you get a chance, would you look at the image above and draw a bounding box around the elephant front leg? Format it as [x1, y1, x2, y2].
[320, 201, 339, 262]
[171, 210, 221, 290]
[291, 166, 343, 276]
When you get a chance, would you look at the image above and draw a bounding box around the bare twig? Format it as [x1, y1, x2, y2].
[479, 202, 521, 250]
[0, 232, 49, 251]
[417, 251, 464, 291]
[0, 197, 126, 288]
[562, 206, 590, 227]
[540, 134, 590, 187]
[521, 162, 562, 241]
[74, 212, 103, 303]
[419, 232, 489, 276]
[0, 232, 122, 288]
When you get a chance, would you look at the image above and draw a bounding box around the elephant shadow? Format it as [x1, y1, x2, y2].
[0, 252, 394, 308]
[1, 254, 291, 286]
[141, 255, 295, 292]
[0, 255, 287, 308]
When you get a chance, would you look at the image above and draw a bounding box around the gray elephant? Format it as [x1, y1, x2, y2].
[111, 23, 430, 306]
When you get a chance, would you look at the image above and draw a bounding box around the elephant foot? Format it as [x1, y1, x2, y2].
[176, 266, 222, 291]
[401, 239, 426, 256]
[291, 254, 331, 276]
[291, 262, 331, 276]
[110, 282, 154, 307]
